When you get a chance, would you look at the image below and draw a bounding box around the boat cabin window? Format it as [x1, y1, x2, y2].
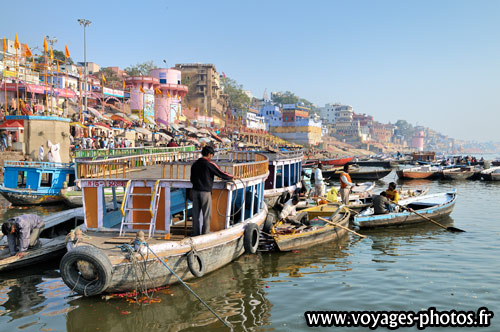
[17, 171, 27, 188]
[66, 173, 76, 187]
[276, 166, 283, 188]
[40, 172, 53, 187]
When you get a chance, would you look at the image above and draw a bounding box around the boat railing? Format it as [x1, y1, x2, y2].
[74, 145, 196, 159]
[161, 151, 269, 180]
[3, 160, 74, 169]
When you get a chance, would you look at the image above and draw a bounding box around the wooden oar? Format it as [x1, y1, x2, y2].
[317, 216, 366, 239]
[396, 203, 465, 233]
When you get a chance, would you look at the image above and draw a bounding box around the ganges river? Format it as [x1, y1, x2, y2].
[0, 173, 498, 331]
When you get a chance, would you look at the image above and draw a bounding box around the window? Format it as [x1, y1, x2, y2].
[17, 171, 26, 188]
[40, 173, 53, 187]
[160, 79, 167, 84]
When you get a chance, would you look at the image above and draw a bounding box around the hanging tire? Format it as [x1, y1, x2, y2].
[59, 245, 112, 296]
[263, 213, 275, 234]
[187, 251, 205, 278]
[244, 223, 260, 254]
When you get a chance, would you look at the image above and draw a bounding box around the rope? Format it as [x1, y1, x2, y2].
[146, 244, 233, 331]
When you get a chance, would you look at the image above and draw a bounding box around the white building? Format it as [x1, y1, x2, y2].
[320, 103, 353, 124]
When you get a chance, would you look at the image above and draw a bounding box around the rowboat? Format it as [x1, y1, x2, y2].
[396, 166, 441, 180]
[59, 150, 269, 296]
[321, 156, 353, 167]
[442, 167, 476, 180]
[264, 207, 350, 251]
[323, 166, 392, 182]
[0, 208, 84, 271]
[300, 188, 429, 219]
[353, 190, 456, 228]
[480, 166, 500, 181]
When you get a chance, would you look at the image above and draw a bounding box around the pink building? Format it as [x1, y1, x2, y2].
[411, 131, 425, 151]
[125, 76, 159, 124]
[148, 69, 188, 125]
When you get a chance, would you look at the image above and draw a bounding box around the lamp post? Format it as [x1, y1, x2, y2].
[45, 36, 57, 114]
[77, 19, 91, 121]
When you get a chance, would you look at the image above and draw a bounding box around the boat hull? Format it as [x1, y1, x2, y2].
[354, 192, 456, 228]
[0, 239, 66, 272]
[0, 189, 62, 205]
[396, 170, 439, 179]
[264, 184, 298, 206]
[273, 212, 350, 251]
[62, 208, 266, 295]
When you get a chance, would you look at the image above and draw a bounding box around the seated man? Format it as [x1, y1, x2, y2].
[1, 214, 45, 257]
[372, 192, 392, 215]
[278, 196, 300, 223]
[385, 182, 400, 203]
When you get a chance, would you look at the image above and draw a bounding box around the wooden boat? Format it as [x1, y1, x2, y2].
[0, 208, 84, 271]
[442, 167, 475, 180]
[320, 156, 353, 167]
[262, 150, 303, 206]
[323, 166, 392, 182]
[60, 186, 125, 207]
[59, 150, 269, 296]
[353, 190, 456, 228]
[0, 161, 75, 205]
[396, 166, 441, 180]
[300, 188, 429, 219]
[266, 207, 350, 251]
[480, 166, 500, 181]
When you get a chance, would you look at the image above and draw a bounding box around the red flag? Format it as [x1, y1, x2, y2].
[222, 72, 226, 78]
[139, 86, 145, 93]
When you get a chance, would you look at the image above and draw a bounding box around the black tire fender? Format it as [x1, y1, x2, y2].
[187, 251, 205, 278]
[59, 245, 112, 296]
[263, 213, 275, 234]
[244, 223, 260, 254]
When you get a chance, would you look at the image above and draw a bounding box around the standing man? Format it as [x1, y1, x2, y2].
[1, 214, 45, 257]
[38, 145, 45, 162]
[190, 146, 234, 236]
[314, 163, 325, 197]
[339, 164, 356, 204]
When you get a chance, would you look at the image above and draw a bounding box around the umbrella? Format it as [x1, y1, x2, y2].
[156, 132, 172, 140]
[187, 137, 200, 145]
[198, 128, 211, 135]
[222, 138, 231, 144]
[184, 126, 198, 134]
[170, 124, 181, 131]
[111, 115, 131, 124]
[113, 112, 128, 118]
[135, 127, 152, 135]
[129, 114, 139, 121]
[70, 122, 87, 129]
[87, 107, 103, 119]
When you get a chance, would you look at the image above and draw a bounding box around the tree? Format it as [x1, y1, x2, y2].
[221, 77, 250, 111]
[97, 67, 121, 86]
[35, 49, 74, 65]
[395, 119, 415, 138]
[124, 60, 158, 76]
[271, 91, 314, 108]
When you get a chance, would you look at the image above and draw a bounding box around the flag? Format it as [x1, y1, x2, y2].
[102, 73, 106, 83]
[77, 66, 81, 76]
[122, 80, 125, 90]
[222, 71, 226, 78]
[167, 90, 171, 98]
[204, 109, 208, 114]
[43, 36, 48, 53]
[139, 86, 145, 93]
[24, 43, 32, 58]
[194, 108, 198, 113]
[14, 33, 19, 49]
[56, 61, 60, 73]
[178, 95, 181, 101]
[155, 88, 162, 95]
[64, 43, 70, 58]
[50, 46, 54, 61]
[3, 38, 6, 53]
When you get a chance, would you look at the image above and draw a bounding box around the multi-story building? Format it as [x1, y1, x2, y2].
[335, 105, 353, 123]
[174, 63, 228, 127]
[282, 103, 309, 123]
[370, 121, 394, 143]
[77, 62, 100, 75]
[259, 104, 282, 130]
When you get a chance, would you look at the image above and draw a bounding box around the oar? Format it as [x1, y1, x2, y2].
[395, 203, 465, 233]
[317, 216, 366, 239]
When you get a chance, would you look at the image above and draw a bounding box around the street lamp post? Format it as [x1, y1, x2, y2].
[78, 19, 91, 121]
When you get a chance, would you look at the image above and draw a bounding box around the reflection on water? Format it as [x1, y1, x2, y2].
[0, 180, 500, 331]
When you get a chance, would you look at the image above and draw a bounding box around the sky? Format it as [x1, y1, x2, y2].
[1, 0, 499, 141]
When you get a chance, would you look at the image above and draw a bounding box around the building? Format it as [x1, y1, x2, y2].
[411, 130, 425, 151]
[282, 103, 309, 123]
[174, 63, 228, 127]
[149, 68, 188, 125]
[259, 104, 282, 131]
[77, 62, 100, 75]
[370, 121, 394, 143]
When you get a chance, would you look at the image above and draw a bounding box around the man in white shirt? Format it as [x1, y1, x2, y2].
[314, 163, 325, 197]
[38, 145, 44, 162]
[278, 196, 299, 221]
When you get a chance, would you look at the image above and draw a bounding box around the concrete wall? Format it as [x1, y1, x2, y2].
[8, 116, 71, 163]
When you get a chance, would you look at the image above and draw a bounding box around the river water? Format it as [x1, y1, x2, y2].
[0, 172, 498, 331]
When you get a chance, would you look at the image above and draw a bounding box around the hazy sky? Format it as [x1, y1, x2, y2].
[2, 0, 499, 141]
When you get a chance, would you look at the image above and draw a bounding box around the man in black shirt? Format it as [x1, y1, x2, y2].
[190, 146, 234, 236]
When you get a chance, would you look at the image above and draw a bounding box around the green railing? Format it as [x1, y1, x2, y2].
[74, 145, 196, 159]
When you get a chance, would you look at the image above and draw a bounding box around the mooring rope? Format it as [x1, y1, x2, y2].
[146, 244, 233, 330]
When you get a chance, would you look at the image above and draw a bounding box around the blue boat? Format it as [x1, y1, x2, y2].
[0, 161, 75, 205]
[353, 190, 457, 228]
